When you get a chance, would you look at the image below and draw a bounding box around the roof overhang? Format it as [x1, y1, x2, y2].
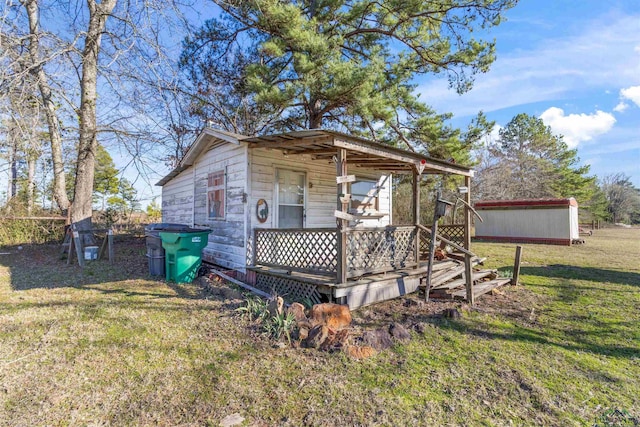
[158, 128, 474, 187]
[475, 198, 578, 209]
[156, 128, 244, 186]
[243, 129, 474, 177]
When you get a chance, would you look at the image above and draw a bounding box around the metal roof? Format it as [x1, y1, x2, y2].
[475, 198, 578, 208]
[242, 129, 474, 177]
[157, 128, 474, 186]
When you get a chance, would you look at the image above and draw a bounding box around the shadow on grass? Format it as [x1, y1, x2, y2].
[0, 240, 209, 301]
[521, 265, 640, 287]
[437, 321, 640, 359]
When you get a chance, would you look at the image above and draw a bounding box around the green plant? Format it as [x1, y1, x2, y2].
[236, 297, 296, 343]
[497, 267, 513, 278]
[263, 312, 296, 344]
[0, 218, 66, 245]
[298, 297, 314, 309]
[236, 297, 269, 323]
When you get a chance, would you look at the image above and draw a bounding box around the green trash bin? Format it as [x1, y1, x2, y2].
[159, 228, 211, 283]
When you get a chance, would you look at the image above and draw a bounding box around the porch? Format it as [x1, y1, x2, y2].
[240, 129, 479, 308]
[247, 224, 470, 309]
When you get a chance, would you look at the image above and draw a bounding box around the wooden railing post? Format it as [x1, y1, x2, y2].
[425, 190, 440, 302]
[336, 148, 348, 284]
[108, 229, 114, 264]
[413, 168, 420, 268]
[512, 245, 523, 286]
[464, 175, 474, 304]
[72, 225, 84, 267]
[252, 228, 257, 267]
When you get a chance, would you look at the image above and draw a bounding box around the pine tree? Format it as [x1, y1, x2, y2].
[477, 113, 596, 203]
[180, 0, 515, 157]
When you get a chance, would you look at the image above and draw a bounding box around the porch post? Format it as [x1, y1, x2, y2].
[413, 168, 420, 268]
[336, 148, 348, 284]
[464, 175, 475, 305]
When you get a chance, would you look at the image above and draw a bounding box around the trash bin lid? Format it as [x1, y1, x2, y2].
[145, 223, 192, 232]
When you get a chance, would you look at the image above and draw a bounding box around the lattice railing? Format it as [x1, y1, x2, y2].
[254, 273, 323, 305]
[345, 226, 417, 278]
[253, 228, 337, 275]
[440, 224, 465, 247]
[420, 224, 465, 254]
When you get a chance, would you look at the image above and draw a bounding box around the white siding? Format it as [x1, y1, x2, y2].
[248, 148, 392, 230]
[161, 168, 194, 225]
[192, 143, 248, 271]
[475, 207, 571, 240]
[353, 174, 392, 228]
[569, 206, 579, 239]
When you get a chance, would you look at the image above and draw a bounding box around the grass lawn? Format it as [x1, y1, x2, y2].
[0, 228, 638, 426]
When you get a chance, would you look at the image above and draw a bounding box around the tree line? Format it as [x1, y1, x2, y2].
[1, 0, 638, 234]
[473, 114, 639, 224]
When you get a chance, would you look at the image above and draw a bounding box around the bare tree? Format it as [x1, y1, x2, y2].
[21, 0, 70, 213]
[69, 0, 118, 232]
[2, 0, 197, 234]
[601, 173, 640, 224]
[0, 8, 48, 214]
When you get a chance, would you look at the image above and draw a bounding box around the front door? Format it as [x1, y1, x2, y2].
[276, 169, 306, 228]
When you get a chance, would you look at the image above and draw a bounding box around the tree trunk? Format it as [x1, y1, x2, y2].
[22, 0, 70, 213]
[70, 0, 117, 237]
[8, 142, 17, 205]
[308, 98, 323, 129]
[27, 156, 36, 214]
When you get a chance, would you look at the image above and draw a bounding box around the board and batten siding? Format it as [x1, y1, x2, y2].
[192, 142, 248, 271]
[161, 168, 194, 225]
[248, 147, 391, 230]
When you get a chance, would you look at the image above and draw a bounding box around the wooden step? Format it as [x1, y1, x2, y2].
[431, 260, 461, 271]
[431, 269, 497, 290]
[427, 266, 465, 288]
[451, 278, 512, 300]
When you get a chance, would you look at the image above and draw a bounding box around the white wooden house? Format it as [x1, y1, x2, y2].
[158, 128, 476, 308]
[474, 198, 580, 246]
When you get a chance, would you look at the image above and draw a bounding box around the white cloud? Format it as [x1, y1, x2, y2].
[613, 102, 628, 112]
[488, 124, 501, 143]
[620, 85, 640, 107]
[539, 107, 616, 148]
[417, 13, 640, 117]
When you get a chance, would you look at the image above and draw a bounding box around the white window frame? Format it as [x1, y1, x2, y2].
[349, 177, 380, 213]
[275, 168, 306, 228]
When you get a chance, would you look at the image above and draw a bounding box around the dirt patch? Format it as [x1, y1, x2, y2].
[198, 266, 547, 359]
[350, 285, 545, 328]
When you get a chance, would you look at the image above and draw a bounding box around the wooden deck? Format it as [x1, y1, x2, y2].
[247, 254, 506, 309]
[248, 223, 486, 309]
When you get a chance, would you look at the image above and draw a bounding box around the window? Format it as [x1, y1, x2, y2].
[350, 179, 379, 212]
[277, 169, 305, 228]
[207, 170, 225, 219]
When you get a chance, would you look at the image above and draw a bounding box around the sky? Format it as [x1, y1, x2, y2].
[418, 0, 640, 188]
[3, 0, 638, 208]
[139, 0, 639, 203]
